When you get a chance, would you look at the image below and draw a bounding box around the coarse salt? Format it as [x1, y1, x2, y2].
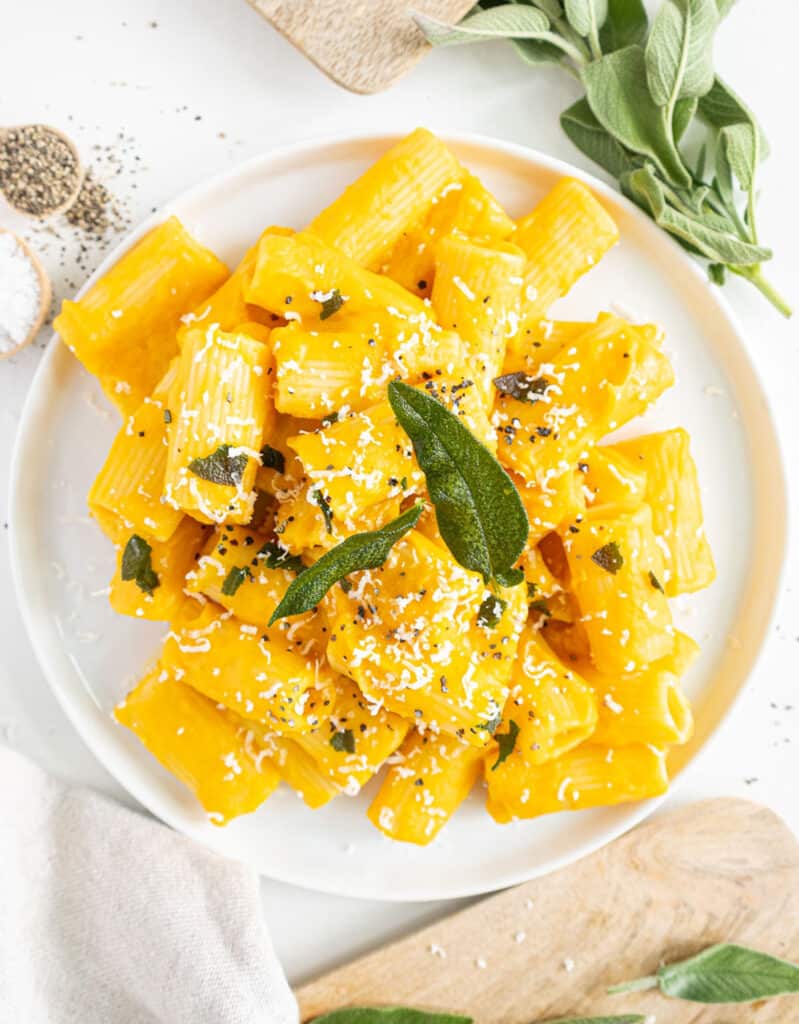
[0, 233, 42, 353]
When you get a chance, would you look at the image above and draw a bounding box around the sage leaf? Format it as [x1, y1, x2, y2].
[415, 5, 587, 63]
[388, 381, 528, 585]
[493, 371, 551, 404]
[698, 75, 769, 158]
[121, 535, 159, 595]
[330, 729, 355, 754]
[608, 943, 799, 1004]
[527, 0, 566, 20]
[221, 565, 251, 596]
[477, 594, 507, 628]
[581, 45, 690, 187]
[485, 0, 567, 61]
[315, 288, 345, 320]
[672, 95, 697, 142]
[188, 444, 248, 486]
[513, 36, 567, 66]
[564, 0, 608, 39]
[659, 944, 799, 1003]
[645, 0, 718, 108]
[712, 139, 735, 211]
[714, 0, 736, 15]
[268, 503, 424, 624]
[591, 540, 624, 574]
[599, 0, 648, 51]
[561, 98, 640, 178]
[625, 164, 771, 264]
[414, 5, 550, 46]
[721, 122, 756, 190]
[311, 488, 334, 534]
[492, 719, 519, 770]
[495, 566, 525, 587]
[258, 540, 306, 575]
[310, 1010, 471, 1024]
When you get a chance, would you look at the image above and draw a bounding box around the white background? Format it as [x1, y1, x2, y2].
[1, 0, 797, 987]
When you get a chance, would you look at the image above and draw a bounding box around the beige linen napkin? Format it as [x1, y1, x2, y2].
[0, 746, 298, 1024]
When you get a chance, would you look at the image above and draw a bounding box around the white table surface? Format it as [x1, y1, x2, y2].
[2, 0, 798, 988]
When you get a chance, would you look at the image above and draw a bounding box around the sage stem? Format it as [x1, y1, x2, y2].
[732, 265, 792, 318]
[607, 975, 659, 995]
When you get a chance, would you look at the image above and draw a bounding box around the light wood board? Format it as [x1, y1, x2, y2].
[246, 0, 473, 94]
[297, 799, 799, 1022]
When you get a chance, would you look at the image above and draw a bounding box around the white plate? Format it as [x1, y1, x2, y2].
[10, 133, 787, 901]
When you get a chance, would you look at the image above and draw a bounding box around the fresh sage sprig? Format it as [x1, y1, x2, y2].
[309, 1010, 644, 1024]
[414, 0, 791, 316]
[608, 943, 799, 1004]
[388, 381, 528, 587]
[268, 502, 424, 623]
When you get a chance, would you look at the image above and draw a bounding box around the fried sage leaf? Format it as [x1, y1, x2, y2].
[268, 503, 424, 624]
[388, 381, 528, 586]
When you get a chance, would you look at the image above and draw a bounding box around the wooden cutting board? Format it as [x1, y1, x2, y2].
[297, 798, 799, 1022]
[246, 0, 473, 94]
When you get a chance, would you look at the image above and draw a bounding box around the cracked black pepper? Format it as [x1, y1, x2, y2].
[0, 124, 81, 217]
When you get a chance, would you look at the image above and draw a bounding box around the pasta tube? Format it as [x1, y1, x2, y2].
[161, 605, 329, 733]
[500, 625, 598, 766]
[487, 742, 669, 822]
[432, 235, 526, 401]
[89, 395, 183, 544]
[512, 178, 619, 348]
[115, 666, 280, 824]
[308, 128, 461, 268]
[368, 729, 484, 845]
[384, 169, 515, 295]
[580, 444, 649, 507]
[54, 217, 228, 413]
[611, 428, 716, 595]
[563, 502, 674, 673]
[163, 324, 273, 524]
[585, 631, 697, 747]
[109, 516, 209, 622]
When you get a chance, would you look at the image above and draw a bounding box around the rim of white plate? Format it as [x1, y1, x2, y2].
[9, 131, 789, 900]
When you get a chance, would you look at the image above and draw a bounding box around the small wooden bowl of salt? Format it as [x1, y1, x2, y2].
[0, 230, 52, 360]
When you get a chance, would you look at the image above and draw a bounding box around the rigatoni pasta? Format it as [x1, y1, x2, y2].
[164, 323, 273, 524]
[114, 666, 281, 824]
[54, 216, 228, 413]
[512, 177, 619, 348]
[308, 127, 461, 269]
[59, 130, 714, 840]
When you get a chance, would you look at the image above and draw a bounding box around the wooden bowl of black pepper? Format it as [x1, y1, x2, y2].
[0, 124, 83, 219]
